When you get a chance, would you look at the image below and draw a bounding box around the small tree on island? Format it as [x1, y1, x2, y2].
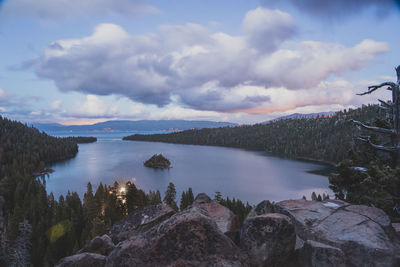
[351, 66, 400, 167]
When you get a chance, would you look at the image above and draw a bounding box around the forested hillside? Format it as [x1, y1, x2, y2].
[124, 104, 386, 164]
[0, 116, 78, 265]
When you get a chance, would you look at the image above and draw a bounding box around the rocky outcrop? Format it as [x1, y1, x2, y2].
[240, 213, 295, 266]
[106, 206, 246, 266]
[298, 240, 345, 267]
[275, 199, 400, 267]
[56, 194, 400, 267]
[108, 203, 175, 243]
[0, 196, 4, 230]
[55, 252, 106, 267]
[393, 223, 400, 235]
[78, 234, 115, 256]
[192, 193, 239, 239]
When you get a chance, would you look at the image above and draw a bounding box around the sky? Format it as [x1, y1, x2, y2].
[0, 0, 399, 125]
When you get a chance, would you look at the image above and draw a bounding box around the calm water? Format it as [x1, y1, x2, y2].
[46, 132, 333, 204]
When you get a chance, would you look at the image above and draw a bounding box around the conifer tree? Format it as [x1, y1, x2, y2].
[164, 183, 178, 211]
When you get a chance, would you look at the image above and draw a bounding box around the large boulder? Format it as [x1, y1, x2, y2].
[275, 199, 400, 267]
[240, 213, 296, 266]
[298, 240, 345, 267]
[55, 253, 106, 267]
[393, 223, 400, 235]
[192, 193, 239, 238]
[78, 234, 115, 256]
[106, 207, 246, 266]
[0, 196, 4, 230]
[108, 203, 175, 243]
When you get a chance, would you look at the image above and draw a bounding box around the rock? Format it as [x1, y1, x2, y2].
[393, 223, 400, 235]
[246, 200, 275, 219]
[55, 253, 106, 267]
[192, 193, 239, 238]
[298, 240, 345, 267]
[78, 234, 115, 256]
[254, 200, 275, 215]
[108, 203, 175, 243]
[240, 213, 296, 266]
[275, 199, 400, 267]
[0, 196, 4, 229]
[106, 207, 246, 266]
[344, 205, 391, 228]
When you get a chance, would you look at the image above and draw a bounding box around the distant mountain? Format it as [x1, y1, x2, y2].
[32, 120, 237, 133]
[262, 112, 336, 124]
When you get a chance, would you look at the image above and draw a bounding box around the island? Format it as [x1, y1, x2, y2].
[66, 136, 97, 143]
[144, 154, 171, 169]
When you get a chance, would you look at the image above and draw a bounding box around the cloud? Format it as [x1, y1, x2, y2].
[260, 0, 397, 19]
[0, 0, 158, 19]
[29, 8, 388, 113]
[242, 7, 296, 53]
[50, 100, 63, 111]
[67, 95, 118, 118]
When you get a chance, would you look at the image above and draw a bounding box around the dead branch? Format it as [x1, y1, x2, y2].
[357, 136, 398, 153]
[378, 99, 393, 108]
[351, 119, 395, 135]
[357, 82, 397, 96]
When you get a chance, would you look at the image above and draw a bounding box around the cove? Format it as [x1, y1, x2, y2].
[46, 132, 333, 204]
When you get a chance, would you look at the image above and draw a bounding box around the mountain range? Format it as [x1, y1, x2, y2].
[32, 120, 237, 133]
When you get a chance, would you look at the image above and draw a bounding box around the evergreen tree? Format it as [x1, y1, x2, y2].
[148, 190, 162, 205]
[164, 183, 178, 211]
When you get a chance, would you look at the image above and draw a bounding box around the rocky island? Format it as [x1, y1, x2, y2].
[144, 154, 171, 169]
[55, 193, 400, 267]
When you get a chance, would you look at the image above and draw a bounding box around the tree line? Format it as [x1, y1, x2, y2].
[124, 104, 386, 164]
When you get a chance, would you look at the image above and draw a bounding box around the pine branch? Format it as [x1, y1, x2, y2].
[351, 119, 395, 135]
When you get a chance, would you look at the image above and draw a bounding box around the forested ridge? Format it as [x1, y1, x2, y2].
[124, 104, 386, 164]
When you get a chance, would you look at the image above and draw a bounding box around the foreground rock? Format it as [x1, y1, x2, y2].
[108, 203, 175, 243]
[275, 199, 400, 267]
[56, 194, 400, 267]
[192, 193, 239, 239]
[298, 240, 345, 267]
[393, 223, 400, 235]
[78, 234, 115, 256]
[106, 207, 246, 266]
[240, 213, 295, 266]
[55, 253, 106, 267]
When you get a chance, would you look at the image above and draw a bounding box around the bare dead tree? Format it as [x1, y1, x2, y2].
[351, 65, 400, 166]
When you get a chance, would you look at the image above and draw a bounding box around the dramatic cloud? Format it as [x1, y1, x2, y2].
[261, 0, 397, 19]
[0, 0, 157, 19]
[30, 7, 388, 113]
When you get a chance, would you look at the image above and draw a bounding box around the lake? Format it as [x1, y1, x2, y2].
[46, 132, 333, 204]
